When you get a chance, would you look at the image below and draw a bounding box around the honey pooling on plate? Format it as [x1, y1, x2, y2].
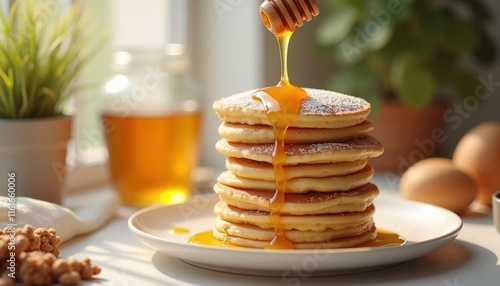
[188, 229, 405, 249]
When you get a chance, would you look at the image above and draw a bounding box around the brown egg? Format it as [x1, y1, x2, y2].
[453, 121, 500, 205]
[400, 158, 476, 214]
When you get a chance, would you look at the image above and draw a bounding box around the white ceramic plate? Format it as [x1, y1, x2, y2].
[128, 193, 462, 276]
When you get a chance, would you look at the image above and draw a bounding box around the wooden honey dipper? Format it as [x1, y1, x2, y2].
[260, 0, 320, 35]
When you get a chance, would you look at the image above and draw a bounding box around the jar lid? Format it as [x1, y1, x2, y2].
[111, 44, 190, 72]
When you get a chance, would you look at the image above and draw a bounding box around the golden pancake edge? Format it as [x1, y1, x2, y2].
[216, 136, 383, 165]
[214, 183, 380, 215]
[226, 158, 368, 180]
[219, 121, 374, 144]
[214, 201, 376, 231]
[217, 165, 374, 193]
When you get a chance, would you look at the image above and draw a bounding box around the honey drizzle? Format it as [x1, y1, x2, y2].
[278, 32, 291, 83]
[252, 30, 307, 250]
[355, 229, 405, 247]
[187, 230, 245, 249]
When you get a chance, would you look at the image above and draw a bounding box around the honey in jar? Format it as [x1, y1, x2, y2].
[101, 44, 201, 207]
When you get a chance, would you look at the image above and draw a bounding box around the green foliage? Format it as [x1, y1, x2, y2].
[316, 0, 496, 111]
[390, 52, 436, 108]
[0, 0, 103, 118]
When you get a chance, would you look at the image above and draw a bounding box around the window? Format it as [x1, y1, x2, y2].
[1, 0, 265, 176]
[76, 0, 264, 171]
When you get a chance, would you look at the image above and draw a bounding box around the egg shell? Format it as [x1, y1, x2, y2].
[400, 158, 476, 214]
[453, 121, 500, 205]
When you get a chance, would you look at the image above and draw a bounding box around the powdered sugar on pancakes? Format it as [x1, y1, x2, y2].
[214, 88, 369, 115]
[300, 88, 369, 115]
[216, 136, 384, 164]
[224, 136, 382, 156]
[213, 88, 371, 128]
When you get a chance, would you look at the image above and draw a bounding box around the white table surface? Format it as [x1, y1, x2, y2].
[59, 173, 500, 286]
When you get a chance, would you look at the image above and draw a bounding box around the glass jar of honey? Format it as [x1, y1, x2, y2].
[101, 44, 201, 207]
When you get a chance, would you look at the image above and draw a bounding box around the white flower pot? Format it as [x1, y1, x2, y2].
[0, 116, 72, 204]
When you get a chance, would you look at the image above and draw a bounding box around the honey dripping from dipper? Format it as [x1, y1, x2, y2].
[252, 0, 320, 249]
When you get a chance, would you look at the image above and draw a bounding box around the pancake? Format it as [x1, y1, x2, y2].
[214, 183, 379, 215]
[217, 165, 374, 193]
[215, 136, 384, 165]
[218, 121, 374, 144]
[214, 201, 375, 231]
[213, 88, 371, 129]
[212, 225, 377, 249]
[214, 216, 374, 242]
[226, 158, 367, 180]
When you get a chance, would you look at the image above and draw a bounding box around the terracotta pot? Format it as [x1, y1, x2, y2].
[0, 116, 72, 204]
[369, 101, 448, 173]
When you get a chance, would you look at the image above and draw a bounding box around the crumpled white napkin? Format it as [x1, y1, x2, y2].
[0, 187, 119, 243]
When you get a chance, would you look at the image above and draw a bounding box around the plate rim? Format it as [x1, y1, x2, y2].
[127, 193, 463, 255]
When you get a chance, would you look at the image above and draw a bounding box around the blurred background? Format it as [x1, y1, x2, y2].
[2, 0, 499, 174]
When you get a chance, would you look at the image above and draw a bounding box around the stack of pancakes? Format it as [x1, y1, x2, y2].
[212, 88, 384, 249]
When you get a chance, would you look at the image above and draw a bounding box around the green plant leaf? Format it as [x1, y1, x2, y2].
[0, 68, 12, 89]
[316, 7, 358, 47]
[390, 53, 436, 108]
[366, 23, 393, 51]
[0, 68, 13, 117]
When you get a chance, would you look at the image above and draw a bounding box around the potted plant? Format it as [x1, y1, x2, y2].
[314, 0, 496, 171]
[0, 0, 100, 203]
